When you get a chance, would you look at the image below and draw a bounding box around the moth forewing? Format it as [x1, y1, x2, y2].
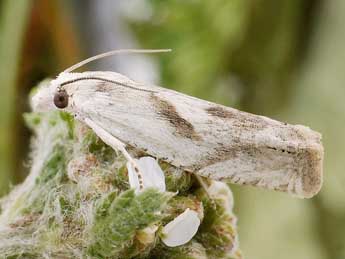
[59, 71, 323, 199]
[32, 49, 323, 199]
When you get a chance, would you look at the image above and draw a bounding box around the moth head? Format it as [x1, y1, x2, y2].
[31, 78, 70, 112]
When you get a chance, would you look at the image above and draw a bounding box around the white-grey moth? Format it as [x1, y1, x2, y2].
[32, 49, 323, 198]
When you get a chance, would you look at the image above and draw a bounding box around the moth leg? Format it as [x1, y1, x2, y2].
[84, 118, 144, 189]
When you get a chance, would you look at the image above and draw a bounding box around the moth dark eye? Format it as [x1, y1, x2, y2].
[54, 89, 69, 109]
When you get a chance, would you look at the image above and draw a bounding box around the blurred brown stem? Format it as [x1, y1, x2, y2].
[0, 0, 32, 194]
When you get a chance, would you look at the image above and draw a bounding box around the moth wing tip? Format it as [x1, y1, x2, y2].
[298, 143, 324, 198]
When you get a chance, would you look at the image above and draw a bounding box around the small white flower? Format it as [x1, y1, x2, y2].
[127, 156, 166, 193]
[161, 208, 200, 247]
[127, 157, 200, 247]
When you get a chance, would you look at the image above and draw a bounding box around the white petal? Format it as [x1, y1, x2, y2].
[138, 157, 166, 191]
[127, 156, 166, 193]
[161, 209, 200, 247]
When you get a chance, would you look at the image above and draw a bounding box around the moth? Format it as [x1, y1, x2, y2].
[32, 49, 323, 198]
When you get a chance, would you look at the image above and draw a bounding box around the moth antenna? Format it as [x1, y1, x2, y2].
[63, 49, 172, 73]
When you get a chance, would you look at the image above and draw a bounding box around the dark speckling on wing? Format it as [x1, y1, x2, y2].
[95, 82, 112, 92]
[206, 106, 269, 130]
[151, 94, 202, 141]
[206, 106, 236, 119]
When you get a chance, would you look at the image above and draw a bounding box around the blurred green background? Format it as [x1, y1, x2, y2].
[0, 1, 344, 258]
